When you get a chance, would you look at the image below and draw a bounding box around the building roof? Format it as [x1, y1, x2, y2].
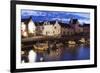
[21, 17, 86, 28]
[69, 18, 79, 24]
[21, 16, 32, 25]
[83, 24, 90, 27]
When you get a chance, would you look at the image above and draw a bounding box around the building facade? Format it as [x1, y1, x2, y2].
[21, 17, 90, 37]
[42, 21, 61, 36]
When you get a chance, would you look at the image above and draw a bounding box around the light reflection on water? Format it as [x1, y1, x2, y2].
[21, 44, 90, 63]
[35, 44, 90, 62]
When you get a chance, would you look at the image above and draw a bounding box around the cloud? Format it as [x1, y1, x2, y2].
[21, 10, 90, 24]
[21, 10, 47, 16]
[71, 13, 90, 19]
[79, 19, 90, 24]
[52, 18, 70, 21]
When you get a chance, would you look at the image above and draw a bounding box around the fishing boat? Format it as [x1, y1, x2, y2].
[33, 43, 48, 51]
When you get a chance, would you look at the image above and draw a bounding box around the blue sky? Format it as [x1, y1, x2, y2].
[21, 9, 90, 24]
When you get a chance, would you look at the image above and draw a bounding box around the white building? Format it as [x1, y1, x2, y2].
[28, 18, 36, 36]
[42, 21, 54, 36]
[53, 21, 61, 36]
[42, 21, 61, 36]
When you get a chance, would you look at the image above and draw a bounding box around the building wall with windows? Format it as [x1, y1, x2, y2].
[42, 21, 61, 36]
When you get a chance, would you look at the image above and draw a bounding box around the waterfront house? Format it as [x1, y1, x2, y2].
[53, 21, 61, 36]
[69, 18, 83, 34]
[60, 22, 75, 36]
[83, 23, 90, 34]
[42, 21, 61, 36]
[21, 22, 28, 37]
[21, 17, 36, 37]
[27, 17, 36, 36]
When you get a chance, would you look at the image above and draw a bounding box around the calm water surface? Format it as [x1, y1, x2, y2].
[35, 44, 90, 62]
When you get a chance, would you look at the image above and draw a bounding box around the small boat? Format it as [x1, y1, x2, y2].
[79, 38, 85, 43]
[33, 43, 48, 51]
[68, 41, 76, 45]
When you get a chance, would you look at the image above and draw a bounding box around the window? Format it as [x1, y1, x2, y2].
[54, 26, 56, 29]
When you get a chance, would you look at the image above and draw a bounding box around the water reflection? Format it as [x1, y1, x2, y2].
[21, 44, 90, 63]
